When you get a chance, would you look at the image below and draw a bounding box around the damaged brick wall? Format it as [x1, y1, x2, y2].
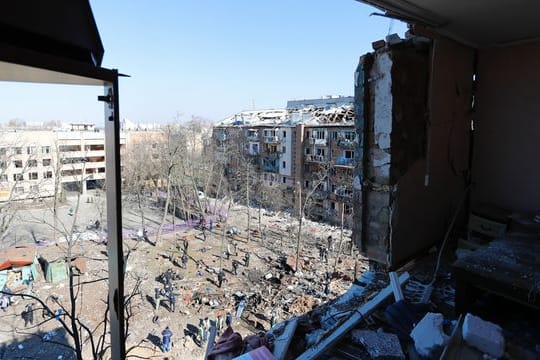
[354, 37, 472, 268]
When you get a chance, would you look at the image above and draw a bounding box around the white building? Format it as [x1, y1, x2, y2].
[0, 124, 126, 201]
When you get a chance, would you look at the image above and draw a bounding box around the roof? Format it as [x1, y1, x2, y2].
[0, 244, 36, 271]
[358, 0, 540, 47]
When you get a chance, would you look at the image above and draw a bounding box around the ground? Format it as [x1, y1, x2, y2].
[0, 190, 365, 359]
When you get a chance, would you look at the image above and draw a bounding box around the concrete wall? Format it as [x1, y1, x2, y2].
[472, 41, 540, 211]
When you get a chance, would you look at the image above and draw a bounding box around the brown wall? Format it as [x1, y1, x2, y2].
[472, 41, 540, 212]
[382, 38, 471, 267]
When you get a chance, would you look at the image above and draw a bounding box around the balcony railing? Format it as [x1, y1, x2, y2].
[264, 136, 279, 143]
[337, 138, 357, 148]
[336, 157, 354, 166]
[305, 154, 327, 163]
[245, 134, 259, 141]
[309, 138, 327, 146]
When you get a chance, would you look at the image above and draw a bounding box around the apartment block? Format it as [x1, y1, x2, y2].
[213, 96, 356, 226]
[0, 124, 126, 201]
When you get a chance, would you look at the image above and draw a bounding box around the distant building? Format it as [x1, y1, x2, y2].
[213, 96, 356, 226]
[0, 124, 126, 201]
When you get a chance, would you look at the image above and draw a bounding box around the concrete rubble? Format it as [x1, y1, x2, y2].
[350, 330, 405, 360]
[462, 313, 505, 358]
[410, 312, 449, 358]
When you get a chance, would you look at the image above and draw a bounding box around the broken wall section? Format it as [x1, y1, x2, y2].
[354, 37, 472, 267]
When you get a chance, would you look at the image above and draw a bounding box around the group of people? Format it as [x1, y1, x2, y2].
[160, 311, 235, 353]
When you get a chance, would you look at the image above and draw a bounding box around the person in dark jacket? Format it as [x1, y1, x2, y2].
[162, 326, 173, 352]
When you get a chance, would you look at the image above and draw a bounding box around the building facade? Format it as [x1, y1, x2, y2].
[213, 96, 356, 226]
[0, 124, 126, 201]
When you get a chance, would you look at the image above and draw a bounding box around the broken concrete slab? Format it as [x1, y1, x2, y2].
[462, 313, 505, 358]
[272, 317, 298, 360]
[351, 330, 405, 360]
[410, 312, 449, 358]
[295, 272, 410, 360]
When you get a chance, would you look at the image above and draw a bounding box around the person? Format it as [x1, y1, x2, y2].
[55, 308, 62, 321]
[262, 225, 267, 242]
[226, 243, 231, 260]
[94, 219, 100, 230]
[225, 312, 233, 327]
[232, 260, 238, 275]
[169, 292, 176, 312]
[217, 270, 224, 288]
[232, 241, 238, 256]
[161, 326, 173, 353]
[181, 253, 188, 269]
[155, 288, 165, 311]
[270, 307, 279, 328]
[197, 318, 207, 346]
[164, 269, 172, 287]
[1, 295, 8, 312]
[216, 314, 224, 335]
[244, 252, 250, 267]
[209, 219, 214, 232]
[22, 303, 33, 326]
[236, 299, 247, 319]
[327, 235, 333, 253]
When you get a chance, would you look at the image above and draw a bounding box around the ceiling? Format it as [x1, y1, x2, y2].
[0, 1, 104, 66]
[358, 0, 540, 47]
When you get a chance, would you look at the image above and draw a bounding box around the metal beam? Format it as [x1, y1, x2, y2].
[104, 73, 126, 360]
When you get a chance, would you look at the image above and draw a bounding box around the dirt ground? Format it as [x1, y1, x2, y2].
[0, 194, 367, 359]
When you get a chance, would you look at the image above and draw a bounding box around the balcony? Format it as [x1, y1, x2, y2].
[305, 154, 327, 163]
[335, 156, 354, 167]
[337, 138, 357, 148]
[264, 136, 279, 144]
[215, 133, 227, 142]
[245, 132, 259, 141]
[262, 158, 279, 172]
[309, 138, 327, 146]
[334, 188, 353, 198]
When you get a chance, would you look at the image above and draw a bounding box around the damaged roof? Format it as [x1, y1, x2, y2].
[218, 96, 354, 127]
[358, 0, 540, 47]
[0, 244, 35, 271]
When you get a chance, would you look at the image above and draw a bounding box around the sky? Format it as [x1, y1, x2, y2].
[0, 1, 406, 125]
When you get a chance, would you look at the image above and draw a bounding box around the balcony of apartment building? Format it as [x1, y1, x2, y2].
[336, 134, 357, 148]
[335, 153, 355, 167]
[308, 137, 327, 146]
[244, 129, 259, 142]
[244, 142, 260, 157]
[262, 158, 279, 173]
[263, 135, 279, 144]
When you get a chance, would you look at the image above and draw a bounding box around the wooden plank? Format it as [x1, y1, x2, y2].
[296, 272, 410, 360]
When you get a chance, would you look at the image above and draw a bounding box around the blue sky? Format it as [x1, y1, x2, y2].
[0, 1, 406, 125]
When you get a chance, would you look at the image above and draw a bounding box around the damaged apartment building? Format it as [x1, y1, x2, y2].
[213, 96, 356, 227]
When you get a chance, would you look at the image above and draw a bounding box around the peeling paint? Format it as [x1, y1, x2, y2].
[373, 52, 393, 150]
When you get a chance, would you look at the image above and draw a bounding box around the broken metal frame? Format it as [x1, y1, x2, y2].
[0, 41, 125, 359]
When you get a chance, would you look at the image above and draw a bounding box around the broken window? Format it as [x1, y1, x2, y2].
[43, 171, 53, 179]
[29, 172, 38, 180]
[27, 159, 38, 167]
[13, 173, 23, 181]
[282, 161, 286, 169]
[13, 160, 22, 168]
[42, 146, 51, 154]
[42, 159, 51, 166]
[0, 174, 7, 182]
[344, 150, 354, 159]
[27, 146, 37, 155]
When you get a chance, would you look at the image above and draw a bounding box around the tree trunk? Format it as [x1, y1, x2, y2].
[333, 202, 345, 272]
[156, 170, 172, 244]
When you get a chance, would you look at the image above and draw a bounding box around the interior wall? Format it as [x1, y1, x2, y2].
[473, 41, 540, 212]
[391, 37, 473, 267]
